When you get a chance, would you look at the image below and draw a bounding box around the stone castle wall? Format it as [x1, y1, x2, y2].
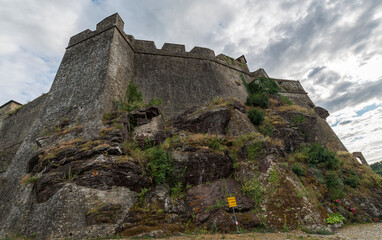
[0, 13, 351, 237]
[276, 78, 347, 151]
[66, 14, 253, 118]
[0, 13, 347, 170]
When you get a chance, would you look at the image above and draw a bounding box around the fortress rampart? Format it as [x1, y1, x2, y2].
[61, 13, 324, 119]
[0, 13, 359, 239]
[0, 13, 347, 151]
[64, 13, 257, 118]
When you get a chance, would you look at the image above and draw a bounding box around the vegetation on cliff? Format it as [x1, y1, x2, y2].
[10, 78, 382, 239]
[371, 161, 382, 177]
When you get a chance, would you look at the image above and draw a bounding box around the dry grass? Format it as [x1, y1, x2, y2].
[276, 105, 313, 115]
[265, 136, 283, 147]
[265, 114, 287, 126]
[58, 125, 83, 136]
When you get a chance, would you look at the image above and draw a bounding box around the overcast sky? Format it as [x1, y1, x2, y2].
[1, 0, 381, 163]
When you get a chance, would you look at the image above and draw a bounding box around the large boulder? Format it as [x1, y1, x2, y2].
[171, 106, 231, 135]
[173, 148, 233, 185]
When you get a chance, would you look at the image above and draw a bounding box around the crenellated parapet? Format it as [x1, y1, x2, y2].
[68, 13, 126, 48]
[67, 13, 250, 73]
[132, 39, 249, 72]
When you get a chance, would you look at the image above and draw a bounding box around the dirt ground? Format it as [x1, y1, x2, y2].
[123, 223, 382, 240]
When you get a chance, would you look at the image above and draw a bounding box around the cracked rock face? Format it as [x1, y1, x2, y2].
[171, 106, 231, 135]
[1, 98, 381, 239]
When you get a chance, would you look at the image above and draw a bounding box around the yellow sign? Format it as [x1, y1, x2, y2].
[227, 197, 237, 208]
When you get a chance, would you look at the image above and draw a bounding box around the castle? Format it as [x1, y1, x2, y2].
[0, 13, 346, 154]
[1, 13, 378, 239]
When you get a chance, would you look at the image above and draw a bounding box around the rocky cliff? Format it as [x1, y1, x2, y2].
[0, 13, 381, 239]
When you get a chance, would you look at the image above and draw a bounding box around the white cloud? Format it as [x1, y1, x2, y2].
[0, 0, 89, 104]
[0, 0, 381, 163]
[330, 105, 382, 163]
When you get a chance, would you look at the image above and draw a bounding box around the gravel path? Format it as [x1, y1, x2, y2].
[335, 223, 382, 240]
[149, 223, 382, 240]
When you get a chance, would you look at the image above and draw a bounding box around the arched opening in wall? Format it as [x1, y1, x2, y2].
[355, 157, 363, 165]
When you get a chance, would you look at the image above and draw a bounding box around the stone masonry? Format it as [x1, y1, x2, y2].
[0, 13, 354, 238]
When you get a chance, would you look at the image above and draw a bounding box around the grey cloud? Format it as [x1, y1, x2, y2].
[339, 120, 352, 125]
[314, 70, 341, 85]
[321, 77, 382, 112]
[250, 0, 382, 77]
[332, 81, 353, 93]
[280, 0, 300, 10]
[255, 1, 340, 74]
[308, 66, 326, 78]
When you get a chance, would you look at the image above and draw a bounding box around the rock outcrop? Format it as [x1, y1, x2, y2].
[0, 13, 381, 239]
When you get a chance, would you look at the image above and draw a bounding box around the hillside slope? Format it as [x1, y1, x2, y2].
[1, 79, 381, 239]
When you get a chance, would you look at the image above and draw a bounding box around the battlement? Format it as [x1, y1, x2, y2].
[68, 13, 125, 48]
[132, 40, 216, 57]
[132, 38, 249, 72]
[67, 13, 249, 73]
[96, 13, 124, 32]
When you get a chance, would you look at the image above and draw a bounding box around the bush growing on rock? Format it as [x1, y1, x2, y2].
[208, 136, 224, 151]
[248, 108, 265, 126]
[326, 213, 345, 224]
[370, 161, 382, 177]
[146, 146, 174, 185]
[241, 75, 281, 110]
[326, 172, 344, 200]
[281, 95, 293, 105]
[247, 77, 280, 95]
[306, 143, 339, 170]
[344, 174, 359, 188]
[246, 92, 269, 108]
[292, 163, 305, 177]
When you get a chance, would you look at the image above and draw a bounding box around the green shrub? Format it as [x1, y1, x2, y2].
[247, 80, 264, 94]
[137, 188, 148, 206]
[146, 146, 174, 185]
[126, 82, 142, 103]
[313, 167, 325, 184]
[258, 121, 274, 136]
[345, 174, 359, 188]
[281, 96, 293, 105]
[149, 98, 162, 106]
[306, 143, 339, 169]
[242, 178, 262, 210]
[257, 77, 281, 94]
[171, 181, 184, 199]
[326, 172, 344, 200]
[247, 141, 262, 162]
[117, 82, 144, 111]
[292, 163, 305, 177]
[247, 77, 280, 94]
[326, 213, 345, 224]
[240, 73, 248, 88]
[248, 108, 265, 126]
[370, 161, 382, 177]
[290, 113, 306, 125]
[208, 137, 223, 151]
[241, 75, 280, 110]
[246, 92, 269, 108]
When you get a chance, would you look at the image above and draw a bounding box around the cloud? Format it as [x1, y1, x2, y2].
[1, 0, 382, 163]
[308, 66, 326, 78]
[0, 0, 90, 104]
[331, 105, 382, 163]
[323, 77, 382, 112]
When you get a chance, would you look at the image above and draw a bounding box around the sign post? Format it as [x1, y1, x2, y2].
[227, 188, 240, 233]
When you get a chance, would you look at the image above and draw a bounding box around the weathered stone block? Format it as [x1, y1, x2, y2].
[96, 13, 124, 32]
